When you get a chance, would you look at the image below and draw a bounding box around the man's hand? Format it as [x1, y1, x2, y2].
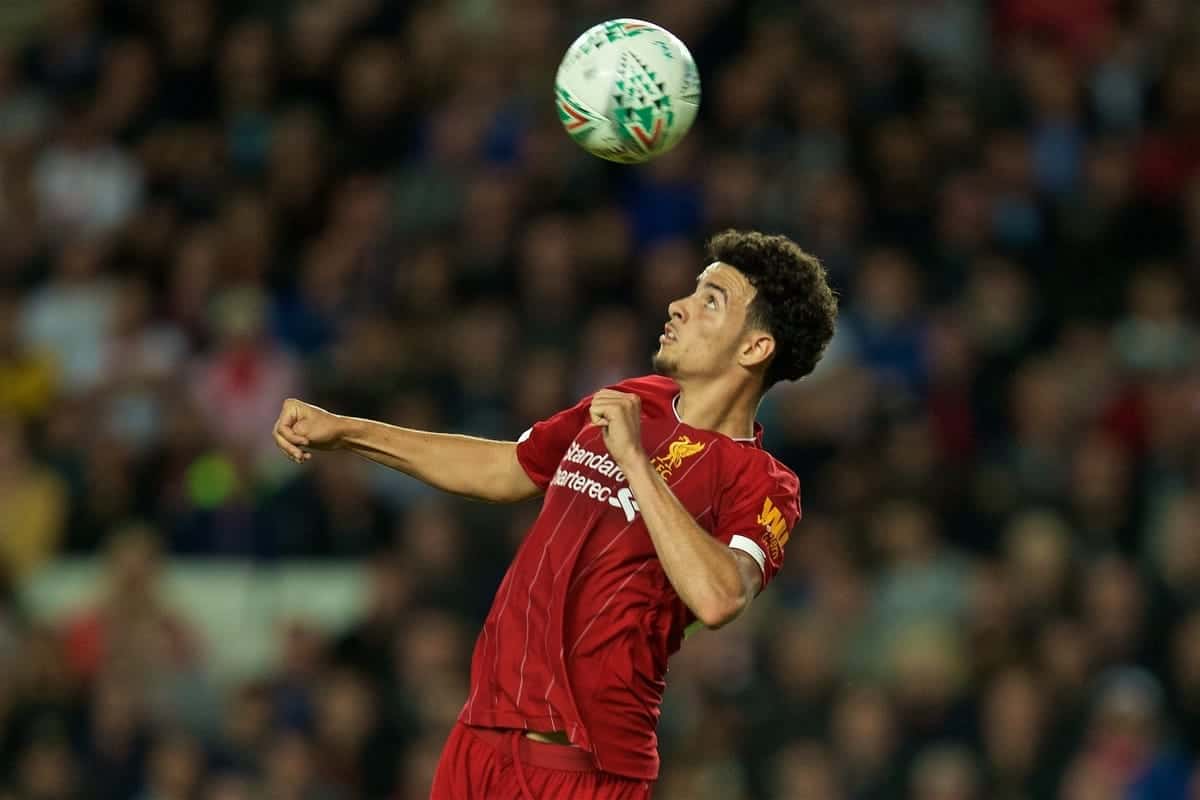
[589, 390, 645, 467]
[273, 398, 346, 464]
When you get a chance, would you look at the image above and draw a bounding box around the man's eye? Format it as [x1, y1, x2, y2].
[706, 295, 717, 308]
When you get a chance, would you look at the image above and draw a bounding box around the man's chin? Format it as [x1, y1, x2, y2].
[651, 352, 677, 377]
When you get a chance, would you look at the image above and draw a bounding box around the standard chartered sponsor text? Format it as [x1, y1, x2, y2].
[562, 441, 627, 482]
[552, 442, 640, 521]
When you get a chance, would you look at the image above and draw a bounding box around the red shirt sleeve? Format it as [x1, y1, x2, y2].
[712, 455, 800, 590]
[514, 394, 593, 490]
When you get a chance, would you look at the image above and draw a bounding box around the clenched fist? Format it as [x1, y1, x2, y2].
[589, 390, 645, 468]
[273, 398, 346, 464]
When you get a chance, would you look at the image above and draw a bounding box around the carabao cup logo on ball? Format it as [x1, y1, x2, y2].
[555, 18, 700, 164]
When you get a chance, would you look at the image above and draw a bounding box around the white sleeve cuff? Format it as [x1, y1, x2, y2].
[729, 535, 767, 582]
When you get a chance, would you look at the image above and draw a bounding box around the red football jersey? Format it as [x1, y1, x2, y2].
[459, 375, 801, 780]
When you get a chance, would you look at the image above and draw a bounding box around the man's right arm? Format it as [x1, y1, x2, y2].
[273, 399, 541, 504]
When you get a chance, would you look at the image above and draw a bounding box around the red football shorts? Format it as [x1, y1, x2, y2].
[429, 722, 653, 800]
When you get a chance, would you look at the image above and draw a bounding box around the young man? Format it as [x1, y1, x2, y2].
[272, 230, 838, 799]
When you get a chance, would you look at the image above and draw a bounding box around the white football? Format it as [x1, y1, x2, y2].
[555, 18, 700, 164]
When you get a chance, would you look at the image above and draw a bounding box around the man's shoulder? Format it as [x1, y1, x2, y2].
[725, 444, 800, 494]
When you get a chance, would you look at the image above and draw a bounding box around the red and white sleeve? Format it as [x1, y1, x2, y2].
[514, 394, 593, 490]
[711, 461, 800, 591]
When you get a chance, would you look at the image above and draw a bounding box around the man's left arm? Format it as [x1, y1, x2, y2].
[589, 389, 763, 629]
[624, 455, 762, 628]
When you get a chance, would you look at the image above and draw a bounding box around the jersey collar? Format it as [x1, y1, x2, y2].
[672, 393, 763, 446]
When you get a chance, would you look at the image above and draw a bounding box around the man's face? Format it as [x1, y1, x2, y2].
[652, 262, 761, 381]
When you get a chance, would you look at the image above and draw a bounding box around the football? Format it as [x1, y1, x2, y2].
[555, 19, 700, 164]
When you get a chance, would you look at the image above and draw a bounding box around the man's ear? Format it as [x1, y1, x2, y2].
[739, 330, 775, 370]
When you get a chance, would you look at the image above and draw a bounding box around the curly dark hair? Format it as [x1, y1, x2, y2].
[706, 229, 838, 389]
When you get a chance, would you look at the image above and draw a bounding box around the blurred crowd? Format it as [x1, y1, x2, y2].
[3, 0, 1200, 797]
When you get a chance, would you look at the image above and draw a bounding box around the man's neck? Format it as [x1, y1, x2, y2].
[674, 378, 760, 441]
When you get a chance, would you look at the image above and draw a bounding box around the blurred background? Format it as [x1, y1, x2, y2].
[2, 0, 1200, 798]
